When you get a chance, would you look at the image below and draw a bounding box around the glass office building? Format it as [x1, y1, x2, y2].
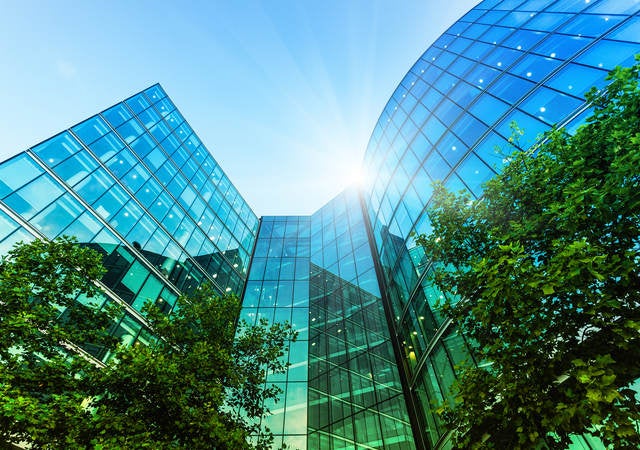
[362, 0, 640, 448]
[1, 0, 639, 448]
[241, 190, 414, 449]
[0, 84, 259, 360]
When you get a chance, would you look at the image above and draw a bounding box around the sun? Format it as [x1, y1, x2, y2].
[345, 166, 369, 189]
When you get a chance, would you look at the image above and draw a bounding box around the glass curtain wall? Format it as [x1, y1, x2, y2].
[0, 84, 258, 360]
[241, 192, 414, 450]
[240, 190, 414, 449]
[362, 0, 640, 447]
[307, 189, 415, 450]
[240, 216, 311, 450]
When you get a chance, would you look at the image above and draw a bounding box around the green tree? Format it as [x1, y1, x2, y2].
[0, 238, 295, 449]
[416, 59, 640, 449]
[82, 285, 296, 449]
[0, 237, 118, 447]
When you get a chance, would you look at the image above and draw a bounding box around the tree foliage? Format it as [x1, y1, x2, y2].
[0, 238, 295, 449]
[416, 59, 640, 449]
[82, 285, 296, 449]
[0, 237, 117, 446]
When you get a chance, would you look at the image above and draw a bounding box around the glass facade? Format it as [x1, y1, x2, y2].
[307, 190, 413, 450]
[362, 0, 640, 448]
[240, 215, 311, 449]
[0, 84, 258, 361]
[240, 189, 413, 449]
[2, 0, 640, 448]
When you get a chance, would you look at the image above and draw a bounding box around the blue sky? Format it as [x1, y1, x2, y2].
[0, 0, 478, 215]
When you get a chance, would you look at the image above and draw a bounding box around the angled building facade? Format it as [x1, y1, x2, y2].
[0, 84, 258, 360]
[0, 0, 639, 449]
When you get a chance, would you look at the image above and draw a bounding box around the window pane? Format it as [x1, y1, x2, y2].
[4, 174, 64, 219]
[62, 211, 103, 242]
[31, 193, 84, 238]
[72, 116, 110, 145]
[74, 167, 113, 203]
[0, 155, 44, 197]
[101, 103, 132, 128]
[32, 132, 82, 167]
[53, 150, 99, 186]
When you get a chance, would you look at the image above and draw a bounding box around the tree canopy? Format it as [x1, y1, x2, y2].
[0, 236, 117, 446]
[416, 59, 640, 449]
[83, 285, 295, 449]
[0, 237, 295, 449]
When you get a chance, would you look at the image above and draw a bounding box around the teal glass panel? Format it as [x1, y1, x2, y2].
[125, 93, 151, 115]
[4, 174, 64, 220]
[53, 149, 99, 186]
[32, 132, 82, 167]
[132, 274, 164, 311]
[89, 132, 126, 162]
[137, 107, 162, 129]
[125, 214, 157, 249]
[72, 116, 110, 145]
[62, 211, 103, 243]
[0, 227, 35, 257]
[0, 154, 44, 198]
[122, 163, 149, 193]
[93, 183, 129, 221]
[0, 210, 21, 242]
[30, 193, 84, 238]
[116, 117, 145, 144]
[101, 103, 132, 128]
[107, 148, 138, 180]
[74, 167, 113, 203]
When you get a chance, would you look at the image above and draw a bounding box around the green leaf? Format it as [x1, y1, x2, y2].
[542, 285, 555, 295]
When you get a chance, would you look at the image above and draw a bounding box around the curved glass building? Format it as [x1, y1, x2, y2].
[1, 0, 640, 449]
[362, 0, 640, 447]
